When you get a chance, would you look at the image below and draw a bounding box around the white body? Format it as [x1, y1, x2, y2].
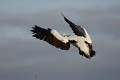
[51, 28, 92, 57]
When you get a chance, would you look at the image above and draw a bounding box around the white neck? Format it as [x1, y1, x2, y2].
[83, 28, 92, 44]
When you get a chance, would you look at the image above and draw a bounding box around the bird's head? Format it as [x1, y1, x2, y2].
[83, 28, 95, 58]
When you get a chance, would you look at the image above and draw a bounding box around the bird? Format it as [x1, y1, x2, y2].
[31, 14, 95, 59]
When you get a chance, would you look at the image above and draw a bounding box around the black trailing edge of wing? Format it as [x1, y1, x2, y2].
[31, 25, 70, 50]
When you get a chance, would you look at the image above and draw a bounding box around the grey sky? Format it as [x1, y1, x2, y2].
[0, 0, 120, 80]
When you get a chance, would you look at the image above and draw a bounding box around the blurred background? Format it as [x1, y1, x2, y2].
[0, 0, 120, 80]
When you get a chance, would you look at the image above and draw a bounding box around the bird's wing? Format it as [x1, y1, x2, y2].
[61, 13, 86, 37]
[31, 25, 70, 50]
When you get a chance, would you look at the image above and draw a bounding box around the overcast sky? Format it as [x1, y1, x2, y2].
[0, 0, 120, 80]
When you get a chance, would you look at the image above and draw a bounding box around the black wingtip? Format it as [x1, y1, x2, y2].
[61, 13, 74, 25]
[61, 13, 67, 20]
[31, 25, 49, 40]
[61, 13, 67, 21]
[61, 13, 65, 18]
[31, 25, 39, 33]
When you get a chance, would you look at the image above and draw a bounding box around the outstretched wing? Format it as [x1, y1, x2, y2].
[61, 13, 86, 37]
[31, 25, 70, 50]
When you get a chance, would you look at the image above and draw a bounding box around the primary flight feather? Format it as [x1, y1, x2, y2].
[31, 14, 95, 58]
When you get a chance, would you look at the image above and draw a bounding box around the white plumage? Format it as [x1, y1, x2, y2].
[31, 14, 95, 58]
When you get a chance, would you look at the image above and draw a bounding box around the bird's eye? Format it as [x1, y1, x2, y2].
[86, 43, 89, 48]
[85, 41, 90, 48]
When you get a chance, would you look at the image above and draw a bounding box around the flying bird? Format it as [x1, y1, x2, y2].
[31, 14, 95, 58]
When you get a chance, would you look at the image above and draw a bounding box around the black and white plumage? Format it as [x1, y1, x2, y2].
[31, 14, 95, 58]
